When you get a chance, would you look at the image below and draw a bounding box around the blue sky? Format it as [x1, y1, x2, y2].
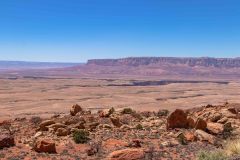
[0, 0, 239, 62]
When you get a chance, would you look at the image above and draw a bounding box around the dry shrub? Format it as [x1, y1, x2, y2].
[225, 139, 240, 156]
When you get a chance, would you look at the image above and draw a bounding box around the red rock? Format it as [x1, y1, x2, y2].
[207, 122, 225, 134]
[70, 104, 83, 116]
[184, 131, 196, 142]
[33, 139, 56, 153]
[167, 109, 188, 129]
[228, 107, 238, 114]
[0, 120, 11, 126]
[187, 117, 195, 128]
[209, 112, 222, 122]
[128, 139, 142, 148]
[103, 139, 128, 151]
[64, 116, 85, 125]
[195, 129, 217, 145]
[39, 120, 55, 131]
[108, 148, 145, 160]
[0, 134, 15, 149]
[110, 116, 122, 127]
[56, 128, 69, 136]
[195, 118, 207, 130]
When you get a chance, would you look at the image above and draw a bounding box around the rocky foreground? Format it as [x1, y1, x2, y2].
[0, 103, 240, 160]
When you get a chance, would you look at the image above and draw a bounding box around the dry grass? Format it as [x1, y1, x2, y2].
[225, 139, 240, 156]
[197, 139, 240, 160]
[197, 150, 227, 160]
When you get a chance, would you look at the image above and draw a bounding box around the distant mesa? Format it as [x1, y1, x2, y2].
[87, 57, 240, 68]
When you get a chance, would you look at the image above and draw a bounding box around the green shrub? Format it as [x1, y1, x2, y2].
[177, 133, 187, 145]
[131, 112, 143, 120]
[108, 107, 115, 115]
[135, 124, 143, 130]
[157, 109, 169, 117]
[197, 150, 228, 160]
[121, 108, 134, 114]
[73, 130, 90, 144]
[30, 116, 42, 125]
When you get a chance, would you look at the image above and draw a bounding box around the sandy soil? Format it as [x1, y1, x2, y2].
[0, 77, 239, 119]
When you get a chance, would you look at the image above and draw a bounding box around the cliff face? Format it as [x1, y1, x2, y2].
[87, 57, 240, 68]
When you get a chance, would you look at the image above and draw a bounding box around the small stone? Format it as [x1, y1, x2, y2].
[34, 132, 43, 139]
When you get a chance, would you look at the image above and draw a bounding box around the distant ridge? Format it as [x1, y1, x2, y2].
[0, 61, 80, 70]
[87, 57, 240, 68]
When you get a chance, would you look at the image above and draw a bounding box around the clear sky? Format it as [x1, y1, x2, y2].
[0, 0, 239, 62]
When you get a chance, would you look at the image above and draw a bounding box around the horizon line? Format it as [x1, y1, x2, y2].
[1, 56, 240, 63]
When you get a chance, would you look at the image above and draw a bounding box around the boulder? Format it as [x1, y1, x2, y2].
[222, 109, 237, 118]
[110, 116, 122, 127]
[99, 107, 115, 118]
[108, 148, 145, 160]
[98, 124, 112, 130]
[70, 104, 83, 116]
[187, 117, 195, 128]
[56, 128, 69, 136]
[184, 131, 196, 142]
[33, 139, 56, 153]
[0, 134, 15, 149]
[48, 123, 67, 131]
[217, 117, 228, 124]
[161, 140, 179, 147]
[195, 129, 217, 145]
[167, 109, 188, 129]
[39, 120, 55, 131]
[207, 122, 224, 134]
[120, 125, 132, 132]
[207, 122, 232, 134]
[195, 118, 207, 130]
[209, 112, 222, 122]
[85, 122, 100, 131]
[64, 116, 85, 125]
[228, 107, 238, 114]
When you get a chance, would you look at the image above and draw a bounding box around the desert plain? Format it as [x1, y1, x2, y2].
[0, 76, 239, 119]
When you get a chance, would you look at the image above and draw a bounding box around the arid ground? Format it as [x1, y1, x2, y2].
[1, 77, 239, 119]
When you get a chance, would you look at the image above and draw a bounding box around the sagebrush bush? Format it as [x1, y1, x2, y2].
[135, 124, 143, 130]
[73, 130, 90, 144]
[30, 116, 42, 125]
[108, 107, 115, 115]
[121, 108, 134, 114]
[157, 109, 169, 117]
